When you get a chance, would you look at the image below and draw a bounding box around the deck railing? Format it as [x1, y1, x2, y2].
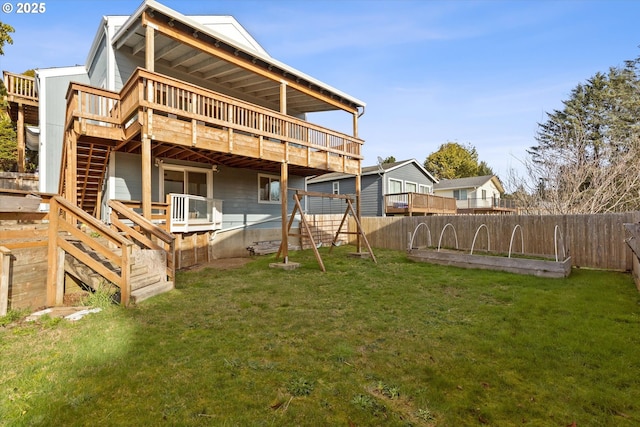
[458, 197, 517, 210]
[3, 71, 38, 102]
[65, 84, 121, 132]
[168, 193, 223, 233]
[109, 200, 176, 282]
[64, 68, 363, 160]
[385, 192, 457, 215]
[139, 69, 362, 158]
[47, 196, 135, 306]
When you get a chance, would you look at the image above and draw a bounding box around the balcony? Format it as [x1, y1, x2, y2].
[65, 68, 363, 177]
[456, 197, 517, 214]
[384, 192, 457, 216]
[168, 194, 223, 233]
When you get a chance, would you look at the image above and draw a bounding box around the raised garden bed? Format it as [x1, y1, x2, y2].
[407, 248, 572, 278]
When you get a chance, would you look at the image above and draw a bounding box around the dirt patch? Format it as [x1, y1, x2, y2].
[184, 257, 255, 272]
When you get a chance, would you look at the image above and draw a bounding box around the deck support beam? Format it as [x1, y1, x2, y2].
[280, 81, 287, 115]
[17, 104, 25, 173]
[144, 15, 155, 72]
[281, 161, 288, 262]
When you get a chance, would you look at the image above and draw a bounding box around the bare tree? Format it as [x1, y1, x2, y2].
[508, 125, 640, 214]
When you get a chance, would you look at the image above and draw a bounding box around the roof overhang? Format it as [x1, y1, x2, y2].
[110, 0, 365, 116]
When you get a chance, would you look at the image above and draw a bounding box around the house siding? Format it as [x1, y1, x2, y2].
[114, 50, 141, 90]
[307, 160, 436, 217]
[39, 71, 90, 194]
[87, 35, 107, 87]
[361, 175, 382, 216]
[386, 163, 435, 193]
[105, 152, 304, 230]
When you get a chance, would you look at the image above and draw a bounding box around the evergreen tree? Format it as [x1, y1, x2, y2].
[524, 56, 640, 213]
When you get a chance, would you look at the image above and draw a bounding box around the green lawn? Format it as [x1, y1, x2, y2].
[1, 246, 639, 426]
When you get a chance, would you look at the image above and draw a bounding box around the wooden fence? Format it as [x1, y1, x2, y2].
[351, 212, 640, 271]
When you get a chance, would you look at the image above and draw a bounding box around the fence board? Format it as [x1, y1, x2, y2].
[350, 212, 640, 271]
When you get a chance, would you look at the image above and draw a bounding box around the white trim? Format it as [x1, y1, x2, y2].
[388, 178, 402, 194]
[159, 162, 214, 200]
[332, 181, 339, 195]
[418, 184, 432, 194]
[405, 181, 418, 193]
[258, 173, 281, 204]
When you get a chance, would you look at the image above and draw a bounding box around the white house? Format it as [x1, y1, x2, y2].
[433, 175, 516, 214]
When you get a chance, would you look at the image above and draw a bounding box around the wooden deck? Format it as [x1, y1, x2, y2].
[65, 68, 363, 177]
[384, 192, 457, 216]
[456, 198, 518, 214]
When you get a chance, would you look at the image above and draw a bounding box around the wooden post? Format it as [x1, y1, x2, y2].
[46, 197, 60, 306]
[0, 246, 11, 316]
[281, 161, 289, 262]
[142, 80, 153, 220]
[55, 248, 65, 305]
[17, 105, 25, 173]
[355, 172, 362, 253]
[145, 18, 155, 72]
[280, 81, 287, 115]
[67, 133, 77, 206]
[120, 243, 132, 306]
[142, 135, 152, 219]
[352, 111, 358, 140]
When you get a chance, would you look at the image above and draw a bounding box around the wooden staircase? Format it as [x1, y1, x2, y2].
[64, 241, 174, 304]
[46, 196, 176, 307]
[76, 141, 111, 217]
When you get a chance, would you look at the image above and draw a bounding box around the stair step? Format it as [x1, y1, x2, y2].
[131, 263, 148, 277]
[131, 273, 163, 291]
[131, 281, 174, 304]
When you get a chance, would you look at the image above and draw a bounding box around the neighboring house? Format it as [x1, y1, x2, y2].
[433, 175, 516, 214]
[4, 0, 366, 260]
[307, 159, 456, 216]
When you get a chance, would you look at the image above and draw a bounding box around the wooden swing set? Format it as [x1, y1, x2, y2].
[276, 190, 376, 272]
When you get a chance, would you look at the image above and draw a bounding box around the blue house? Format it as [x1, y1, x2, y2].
[307, 159, 456, 216]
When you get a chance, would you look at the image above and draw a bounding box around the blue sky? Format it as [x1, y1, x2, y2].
[2, 0, 639, 184]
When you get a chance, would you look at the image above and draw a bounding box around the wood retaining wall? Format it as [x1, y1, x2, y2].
[351, 212, 640, 271]
[0, 172, 38, 191]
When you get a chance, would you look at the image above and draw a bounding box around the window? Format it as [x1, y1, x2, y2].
[332, 181, 340, 195]
[388, 178, 402, 194]
[482, 189, 487, 200]
[161, 164, 212, 200]
[259, 174, 280, 203]
[405, 182, 417, 193]
[419, 184, 432, 194]
[453, 189, 468, 200]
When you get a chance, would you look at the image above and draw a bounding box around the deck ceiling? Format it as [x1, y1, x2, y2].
[114, 8, 363, 117]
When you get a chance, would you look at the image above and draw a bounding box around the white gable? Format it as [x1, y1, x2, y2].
[190, 16, 269, 57]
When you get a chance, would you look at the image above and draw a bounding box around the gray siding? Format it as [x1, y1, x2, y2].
[307, 175, 380, 216]
[87, 35, 107, 87]
[41, 72, 89, 194]
[215, 168, 305, 229]
[307, 162, 436, 217]
[106, 153, 304, 230]
[387, 163, 436, 192]
[114, 50, 141, 90]
[360, 175, 382, 216]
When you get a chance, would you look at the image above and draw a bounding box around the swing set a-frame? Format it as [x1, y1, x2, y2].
[276, 190, 376, 272]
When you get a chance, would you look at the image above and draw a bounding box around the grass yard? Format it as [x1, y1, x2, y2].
[1, 246, 639, 426]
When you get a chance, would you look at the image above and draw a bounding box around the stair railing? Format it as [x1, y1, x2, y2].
[108, 200, 176, 282]
[46, 196, 134, 306]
